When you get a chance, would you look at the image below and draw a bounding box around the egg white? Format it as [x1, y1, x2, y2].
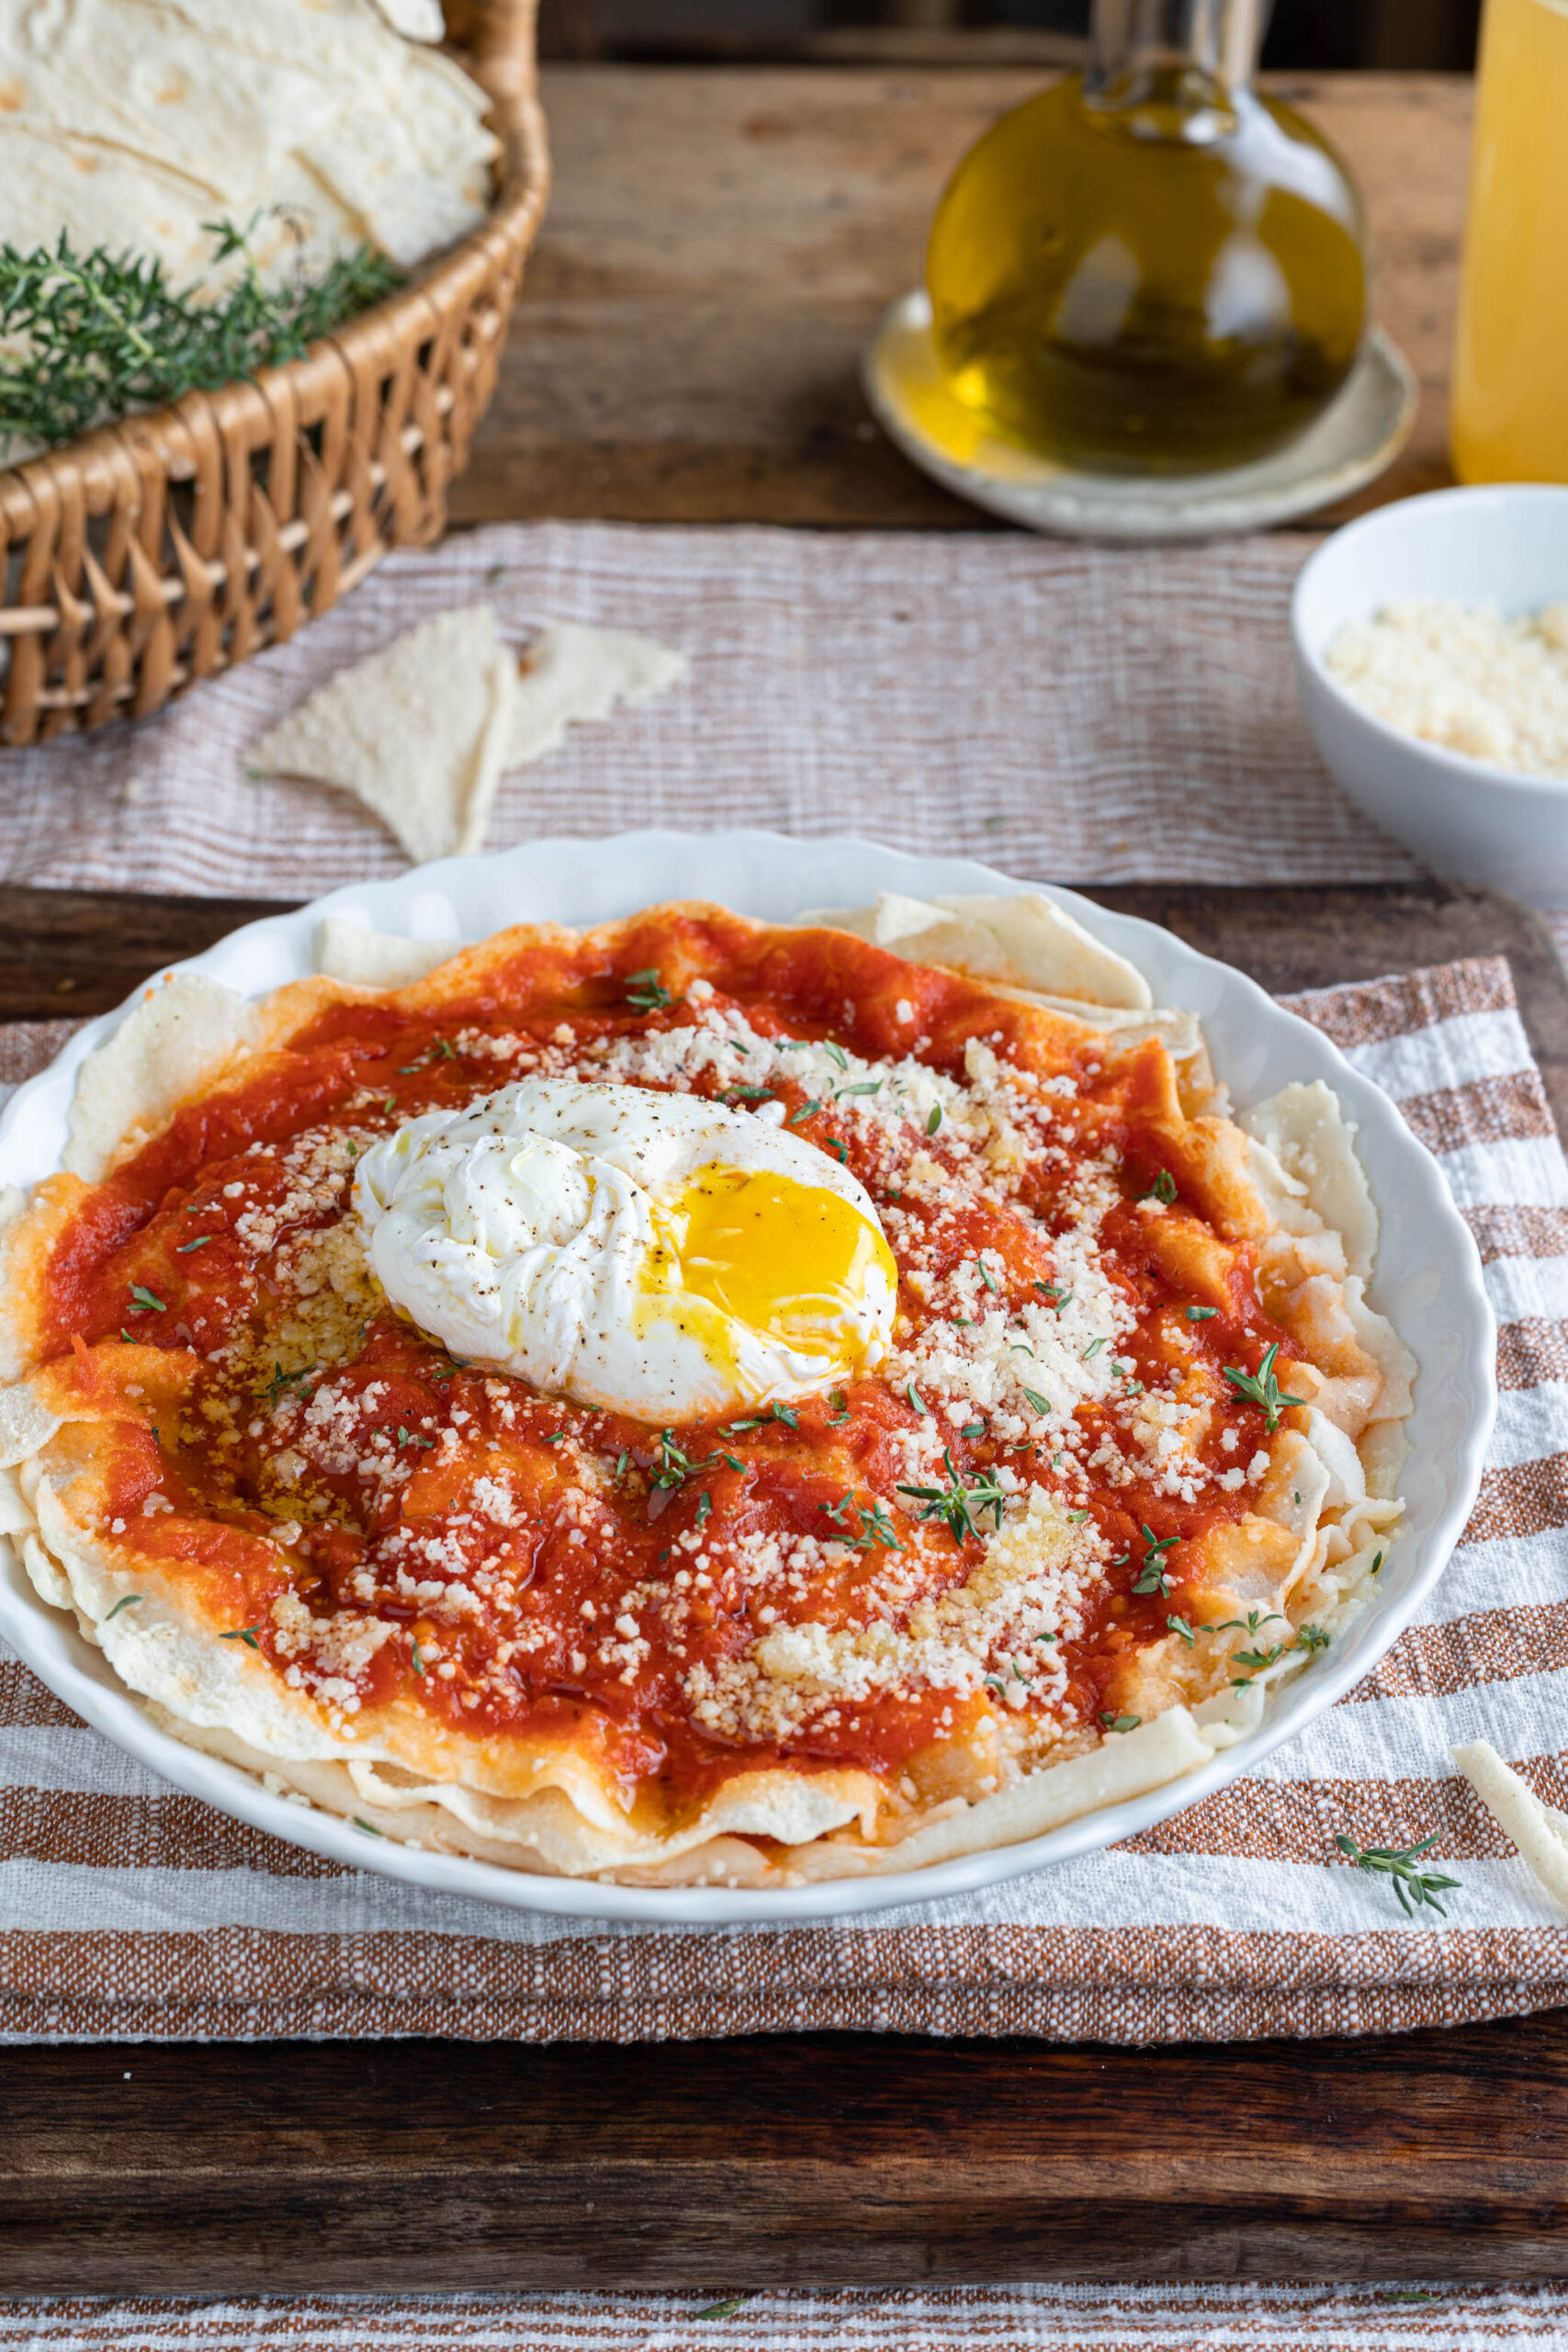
[354, 1078, 897, 1422]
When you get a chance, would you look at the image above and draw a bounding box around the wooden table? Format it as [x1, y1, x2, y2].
[455, 65, 1472, 530]
[7, 879, 1568, 2293]
[9, 63, 1566, 2301]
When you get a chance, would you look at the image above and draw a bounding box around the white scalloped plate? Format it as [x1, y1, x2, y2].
[0, 833, 1495, 1923]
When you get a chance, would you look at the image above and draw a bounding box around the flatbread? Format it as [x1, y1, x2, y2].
[505, 622, 690, 771]
[249, 606, 518, 865]
[0, 125, 361, 300]
[0, 0, 496, 300]
[313, 918, 463, 989]
[250, 615, 688, 864]
[368, 0, 445, 36]
[64, 973, 254, 1184]
[798, 888, 1152, 1010]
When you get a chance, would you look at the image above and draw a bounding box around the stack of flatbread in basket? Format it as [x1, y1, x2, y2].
[0, 0, 497, 294]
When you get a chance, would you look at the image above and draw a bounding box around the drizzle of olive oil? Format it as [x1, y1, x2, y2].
[926, 71, 1366, 474]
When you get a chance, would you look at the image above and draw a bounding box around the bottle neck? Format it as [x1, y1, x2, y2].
[1086, 0, 1265, 136]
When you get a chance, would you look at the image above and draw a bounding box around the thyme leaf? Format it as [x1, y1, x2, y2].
[1334, 1830, 1462, 1919]
[0, 219, 404, 455]
[1133, 1524, 1178, 1597]
[625, 967, 675, 1012]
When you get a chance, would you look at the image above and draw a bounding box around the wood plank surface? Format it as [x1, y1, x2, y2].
[5, 2016, 1568, 2293]
[454, 66, 1471, 531]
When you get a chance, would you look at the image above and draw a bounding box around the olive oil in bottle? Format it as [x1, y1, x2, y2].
[926, 0, 1367, 474]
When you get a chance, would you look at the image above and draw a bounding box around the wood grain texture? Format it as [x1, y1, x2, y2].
[4, 2018, 1568, 2292]
[450, 66, 1471, 531]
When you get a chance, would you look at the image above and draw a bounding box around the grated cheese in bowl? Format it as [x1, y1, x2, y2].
[1325, 597, 1568, 779]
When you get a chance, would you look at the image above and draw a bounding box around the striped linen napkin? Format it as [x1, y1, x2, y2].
[2, 952, 1567, 2046]
[4, 2281, 1568, 2352]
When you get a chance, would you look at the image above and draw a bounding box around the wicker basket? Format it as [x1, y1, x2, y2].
[0, 0, 549, 746]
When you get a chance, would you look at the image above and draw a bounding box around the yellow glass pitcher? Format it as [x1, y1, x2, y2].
[1450, 0, 1568, 485]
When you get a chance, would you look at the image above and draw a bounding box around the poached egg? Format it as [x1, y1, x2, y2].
[355, 1078, 897, 1421]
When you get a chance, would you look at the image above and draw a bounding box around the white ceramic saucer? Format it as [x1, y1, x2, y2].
[862, 288, 1417, 542]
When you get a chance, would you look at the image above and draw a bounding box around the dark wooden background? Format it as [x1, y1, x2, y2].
[5, 877, 1565, 2291]
[6, 2015, 1568, 2293]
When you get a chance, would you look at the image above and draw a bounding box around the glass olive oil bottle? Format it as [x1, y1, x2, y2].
[926, 0, 1367, 474]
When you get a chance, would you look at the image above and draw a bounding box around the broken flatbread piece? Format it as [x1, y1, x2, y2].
[250, 608, 689, 865]
[506, 621, 689, 771]
[796, 888, 1152, 1010]
[314, 917, 462, 987]
[249, 605, 516, 865]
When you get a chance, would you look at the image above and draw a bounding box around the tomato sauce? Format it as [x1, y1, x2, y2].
[43, 911, 1299, 1806]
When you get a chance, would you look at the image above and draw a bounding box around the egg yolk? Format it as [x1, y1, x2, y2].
[648, 1165, 897, 1376]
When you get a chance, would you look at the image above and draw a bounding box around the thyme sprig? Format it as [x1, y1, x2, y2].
[653, 1430, 743, 1491]
[1223, 1340, 1305, 1433]
[1133, 1525, 1178, 1597]
[897, 1448, 1006, 1543]
[823, 1489, 902, 1553]
[1334, 1831, 1462, 1919]
[0, 218, 404, 455]
[256, 1361, 316, 1409]
[625, 967, 675, 1012]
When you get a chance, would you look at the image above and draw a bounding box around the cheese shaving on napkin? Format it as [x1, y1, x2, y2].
[1453, 1740, 1568, 1915]
[248, 609, 689, 864]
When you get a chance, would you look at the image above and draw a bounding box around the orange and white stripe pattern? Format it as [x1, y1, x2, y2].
[4, 2278, 1568, 2351]
[3, 957, 1567, 2050]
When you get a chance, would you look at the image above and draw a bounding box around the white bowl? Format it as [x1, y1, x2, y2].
[1292, 484, 1568, 908]
[0, 832, 1495, 1925]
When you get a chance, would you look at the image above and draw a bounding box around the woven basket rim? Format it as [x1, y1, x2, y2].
[0, 11, 550, 526]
